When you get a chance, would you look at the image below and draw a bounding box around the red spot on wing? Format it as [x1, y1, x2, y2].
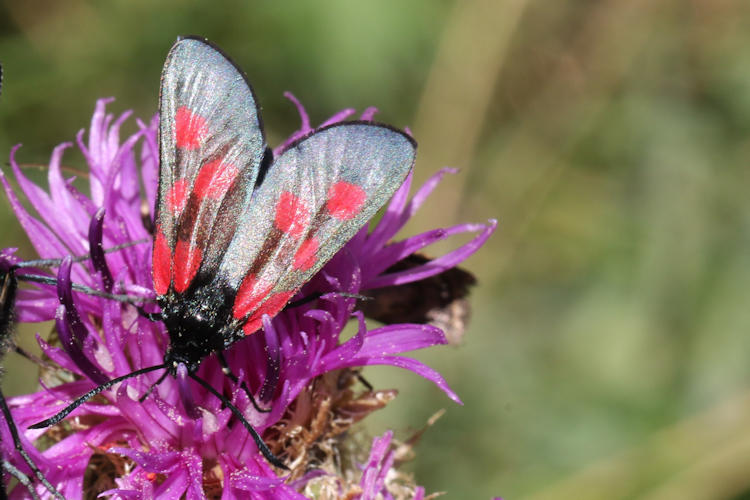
[152, 229, 172, 296]
[173, 239, 202, 293]
[193, 159, 239, 201]
[293, 237, 319, 271]
[233, 274, 274, 320]
[166, 177, 189, 214]
[242, 290, 296, 336]
[175, 107, 208, 150]
[326, 181, 366, 220]
[241, 317, 263, 337]
[274, 191, 310, 238]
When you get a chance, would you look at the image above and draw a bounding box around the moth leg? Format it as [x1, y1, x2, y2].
[0, 390, 64, 499]
[188, 372, 287, 470]
[136, 306, 163, 322]
[217, 352, 270, 413]
[286, 291, 371, 311]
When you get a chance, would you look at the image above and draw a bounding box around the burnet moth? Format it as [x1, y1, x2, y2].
[31, 36, 416, 468]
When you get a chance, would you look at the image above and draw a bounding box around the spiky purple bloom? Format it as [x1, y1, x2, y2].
[0, 97, 495, 499]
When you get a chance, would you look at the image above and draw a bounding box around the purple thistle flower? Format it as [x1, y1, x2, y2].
[0, 96, 495, 499]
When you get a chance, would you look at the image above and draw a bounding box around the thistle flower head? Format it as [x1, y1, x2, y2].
[0, 96, 495, 499]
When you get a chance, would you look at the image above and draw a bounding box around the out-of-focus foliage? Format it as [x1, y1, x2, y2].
[2, 1, 750, 498]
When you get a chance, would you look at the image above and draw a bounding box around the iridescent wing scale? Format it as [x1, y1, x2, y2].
[217, 123, 416, 335]
[153, 37, 265, 296]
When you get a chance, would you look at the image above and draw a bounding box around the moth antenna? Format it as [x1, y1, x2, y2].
[187, 372, 288, 470]
[217, 352, 271, 413]
[29, 363, 168, 429]
[0, 389, 64, 499]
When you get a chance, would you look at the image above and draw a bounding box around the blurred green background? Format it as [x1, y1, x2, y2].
[2, 1, 750, 498]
